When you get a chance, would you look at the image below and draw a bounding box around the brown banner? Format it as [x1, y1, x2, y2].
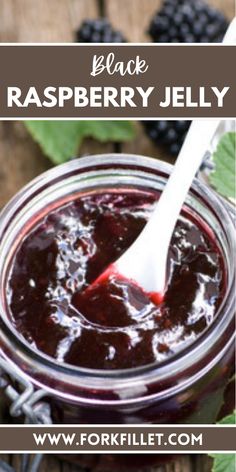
[0, 45, 235, 118]
[0, 426, 235, 452]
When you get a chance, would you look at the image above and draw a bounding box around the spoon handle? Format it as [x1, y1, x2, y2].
[135, 119, 220, 292]
[149, 120, 220, 237]
[145, 16, 236, 248]
[116, 119, 220, 294]
[116, 18, 236, 295]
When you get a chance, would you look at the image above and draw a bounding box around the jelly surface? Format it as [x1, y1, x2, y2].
[7, 190, 225, 369]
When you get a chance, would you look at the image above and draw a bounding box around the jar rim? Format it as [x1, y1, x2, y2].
[0, 154, 235, 402]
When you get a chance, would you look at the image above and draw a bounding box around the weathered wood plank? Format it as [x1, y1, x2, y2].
[0, 126, 116, 210]
[207, 0, 235, 18]
[0, 121, 116, 209]
[40, 455, 63, 472]
[0, 0, 17, 42]
[68, 0, 100, 39]
[106, 0, 162, 42]
[195, 454, 214, 472]
[0, 0, 99, 43]
[0, 0, 232, 44]
[15, 0, 73, 42]
[0, 122, 51, 208]
[11, 454, 23, 471]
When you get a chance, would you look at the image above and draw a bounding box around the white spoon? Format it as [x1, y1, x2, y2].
[92, 19, 236, 303]
[114, 120, 220, 303]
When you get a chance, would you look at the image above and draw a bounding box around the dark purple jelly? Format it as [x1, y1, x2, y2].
[6, 190, 225, 370]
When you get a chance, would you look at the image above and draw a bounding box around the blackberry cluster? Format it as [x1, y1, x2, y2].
[143, 121, 191, 156]
[148, 0, 229, 43]
[145, 1, 228, 156]
[76, 18, 126, 43]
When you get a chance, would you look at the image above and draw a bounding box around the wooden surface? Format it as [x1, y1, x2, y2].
[0, 0, 234, 471]
[0, 0, 234, 208]
[0, 454, 214, 472]
[0, 121, 169, 209]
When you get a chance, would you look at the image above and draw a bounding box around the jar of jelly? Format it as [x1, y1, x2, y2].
[0, 155, 235, 469]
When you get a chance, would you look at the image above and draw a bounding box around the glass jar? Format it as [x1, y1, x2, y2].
[0, 155, 235, 469]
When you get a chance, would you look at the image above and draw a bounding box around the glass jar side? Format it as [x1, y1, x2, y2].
[0, 155, 234, 421]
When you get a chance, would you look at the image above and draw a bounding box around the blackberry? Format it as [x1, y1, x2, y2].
[145, 2, 228, 155]
[76, 18, 126, 43]
[148, 0, 229, 43]
[143, 121, 191, 156]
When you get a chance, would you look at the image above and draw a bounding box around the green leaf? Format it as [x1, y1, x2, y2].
[209, 412, 236, 472]
[24, 120, 135, 165]
[25, 121, 84, 165]
[209, 132, 236, 199]
[210, 454, 235, 472]
[218, 410, 236, 425]
[84, 121, 135, 143]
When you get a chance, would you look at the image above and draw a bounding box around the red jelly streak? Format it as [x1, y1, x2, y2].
[149, 291, 164, 306]
[89, 264, 164, 306]
[6, 190, 225, 370]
